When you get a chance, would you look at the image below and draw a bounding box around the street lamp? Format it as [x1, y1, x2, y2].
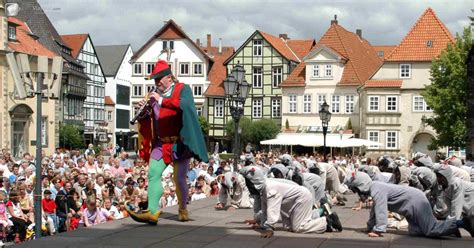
[319, 101, 331, 162]
[224, 62, 250, 172]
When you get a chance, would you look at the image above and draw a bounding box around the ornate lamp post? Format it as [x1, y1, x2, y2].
[319, 101, 332, 162]
[223, 63, 250, 172]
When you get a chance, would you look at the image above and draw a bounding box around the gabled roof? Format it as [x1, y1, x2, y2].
[385, 8, 455, 61]
[130, 19, 212, 62]
[7, 0, 87, 76]
[282, 22, 382, 87]
[364, 80, 403, 88]
[96, 45, 130, 77]
[280, 62, 306, 87]
[286, 39, 317, 60]
[60, 34, 88, 58]
[105, 96, 115, 105]
[372, 45, 396, 59]
[7, 17, 57, 58]
[303, 44, 348, 61]
[203, 46, 235, 97]
[317, 23, 383, 85]
[224, 30, 302, 65]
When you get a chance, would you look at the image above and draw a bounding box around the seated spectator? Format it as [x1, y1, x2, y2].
[136, 177, 147, 197]
[210, 180, 219, 196]
[103, 198, 119, 220]
[81, 179, 97, 202]
[166, 186, 178, 207]
[80, 196, 110, 228]
[0, 191, 11, 247]
[196, 176, 211, 196]
[42, 190, 57, 235]
[122, 178, 139, 205]
[117, 201, 128, 219]
[191, 186, 206, 201]
[55, 186, 68, 232]
[7, 190, 31, 243]
[110, 159, 126, 179]
[67, 190, 82, 231]
[85, 156, 97, 176]
[96, 157, 109, 175]
[18, 185, 33, 223]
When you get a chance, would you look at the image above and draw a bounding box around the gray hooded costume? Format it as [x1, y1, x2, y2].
[240, 166, 327, 233]
[346, 172, 459, 237]
[435, 165, 474, 219]
[217, 172, 253, 209]
[316, 162, 342, 195]
[270, 164, 325, 208]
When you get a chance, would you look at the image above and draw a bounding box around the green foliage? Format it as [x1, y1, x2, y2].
[285, 119, 290, 130]
[249, 119, 280, 145]
[218, 153, 234, 161]
[422, 27, 473, 149]
[198, 116, 210, 136]
[226, 117, 253, 146]
[59, 125, 84, 150]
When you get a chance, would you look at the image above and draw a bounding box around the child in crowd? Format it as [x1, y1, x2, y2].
[80, 196, 110, 228]
[0, 191, 11, 246]
[191, 186, 206, 201]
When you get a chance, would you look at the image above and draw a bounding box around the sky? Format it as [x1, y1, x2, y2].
[37, 0, 472, 51]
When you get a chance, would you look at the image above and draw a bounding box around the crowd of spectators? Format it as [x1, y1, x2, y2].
[2, 142, 469, 245]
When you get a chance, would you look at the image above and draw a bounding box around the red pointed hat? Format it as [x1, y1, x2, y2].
[149, 60, 171, 80]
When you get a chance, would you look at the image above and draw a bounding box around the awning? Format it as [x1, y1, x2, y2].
[260, 133, 353, 147]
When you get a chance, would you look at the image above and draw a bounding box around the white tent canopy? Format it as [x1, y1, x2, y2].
[260, 133, 381, 148]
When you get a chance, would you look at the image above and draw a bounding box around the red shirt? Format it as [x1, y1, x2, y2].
[42, 199, 56, 214]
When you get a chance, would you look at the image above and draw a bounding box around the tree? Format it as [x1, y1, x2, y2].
[59, 124, 84, 149]
[285, 119, 290, 130]
[198, 116, 210, 136]
[422, 27, 473, 149]
[225, 117, 253, 147]
[249, 119, 280, 146]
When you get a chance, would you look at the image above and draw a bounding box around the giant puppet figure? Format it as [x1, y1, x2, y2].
[126, 60, 208, 224]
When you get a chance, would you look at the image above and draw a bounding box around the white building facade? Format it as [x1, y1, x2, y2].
[96, 44, 134, 149]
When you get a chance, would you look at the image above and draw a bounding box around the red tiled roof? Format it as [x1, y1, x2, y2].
[131, 19, 212, 63]
[104, 96, 115, 105]
[281, 62, 306, 87]
[318, 24, 383, 85]
[373, 45, 396, 59]
[364, 80, 403, 88]
[7, 17, 57, 58]
[258, 31, 300, 62]
[385, 8, 455, 61]
[283, 23, 382, 87]
[204, 46, 235, 97]
[60, 34, 88, 58]
[286, 39, 316, 60]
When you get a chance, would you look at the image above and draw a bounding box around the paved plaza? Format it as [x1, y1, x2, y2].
[15, 193, 473, 248]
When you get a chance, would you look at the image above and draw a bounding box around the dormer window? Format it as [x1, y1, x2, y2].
[377, 51, 384, 57]
[426, 40, 433, 48]
[8, 25, 16, 40]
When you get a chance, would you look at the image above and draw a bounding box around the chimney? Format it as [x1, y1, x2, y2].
[207, 34, 211, 48]
[218, 38, 222, 54]
[279, 33, 288, 40]
[196, 38, 201, 47]
[356, 29, 362, 38]
[331, 14, 338, 25]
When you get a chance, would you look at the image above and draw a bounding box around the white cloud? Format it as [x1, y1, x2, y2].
[38, 0, 472, 50]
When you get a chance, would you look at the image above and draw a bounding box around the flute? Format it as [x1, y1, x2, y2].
[130, 86, 157, 125]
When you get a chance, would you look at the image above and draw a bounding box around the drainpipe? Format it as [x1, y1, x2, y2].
[356, 84, 364, 139]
